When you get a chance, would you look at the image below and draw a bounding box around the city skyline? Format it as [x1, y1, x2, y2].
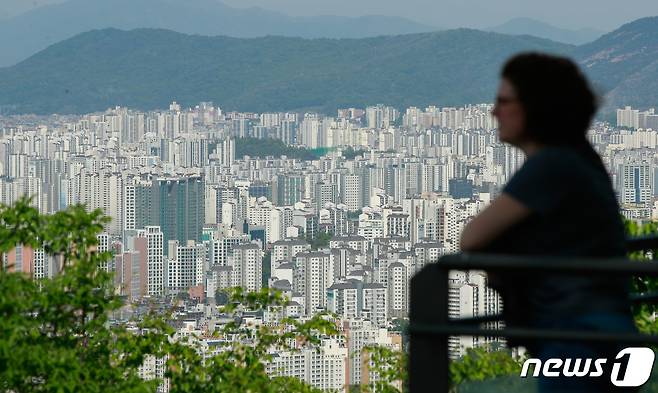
[2, 1, 657, 389]
[2, 98, 656, 390]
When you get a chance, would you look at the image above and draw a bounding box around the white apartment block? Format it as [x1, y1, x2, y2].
[166, 240, 206, 295]
[229, 243, 262, 292]
[387, 262, 408, 318]
[344, 319, 401, 387]
[617, 162, 654, 205]
[136, 226, 164, 296]
[271, 238, 310, 269]
[447, 270, 503, 359]
[293, 251, 333, 314]
[267, 338, 348, 391]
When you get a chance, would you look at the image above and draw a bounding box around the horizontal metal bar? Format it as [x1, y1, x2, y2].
[630, 291, 658, 304]
[448, 296, 658, 328]
[450, 314, 503, 325]
[626, 235, 658, 252]
[438, 253, 658, 276]
[409, 323, 658, 345]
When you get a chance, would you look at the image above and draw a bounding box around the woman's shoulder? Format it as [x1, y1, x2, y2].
[533, 146, 582, 162]
[505, 144, 612, 210]
[528, 146, 602, 176]
[516, 146, 580, 179]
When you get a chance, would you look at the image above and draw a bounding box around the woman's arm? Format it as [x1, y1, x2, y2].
[460, 193, 532, 252]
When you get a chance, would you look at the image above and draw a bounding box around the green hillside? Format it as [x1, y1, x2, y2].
[3, 18, 658, 116]
[0, 28, 571, 115]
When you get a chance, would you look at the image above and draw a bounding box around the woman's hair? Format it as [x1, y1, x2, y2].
[501, 52, 598, 145]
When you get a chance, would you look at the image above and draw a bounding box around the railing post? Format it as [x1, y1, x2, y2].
[409, 263, 450, 392]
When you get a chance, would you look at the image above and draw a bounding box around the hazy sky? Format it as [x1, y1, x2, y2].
[219, 0, 658, 30]
[0, 0, 65, 18]
[1, 0, 657, 31]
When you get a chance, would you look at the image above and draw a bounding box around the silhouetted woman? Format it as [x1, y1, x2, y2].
[460, 53, 638, 392]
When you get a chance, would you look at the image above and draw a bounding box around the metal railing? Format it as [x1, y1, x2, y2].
[408, 235, 658, 392]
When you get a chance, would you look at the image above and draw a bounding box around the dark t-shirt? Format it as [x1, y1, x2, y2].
[484, 145, 632, 341]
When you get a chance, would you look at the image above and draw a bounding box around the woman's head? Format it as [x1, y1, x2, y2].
[493, 53, 598, 148]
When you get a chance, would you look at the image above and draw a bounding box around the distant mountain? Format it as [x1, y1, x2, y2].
[0, 28, 570, 115]
[3, 17, 658, 116]
[573, 17, 658, 112]
[488, 17, 604, 45]
[0, 0, 435, 67]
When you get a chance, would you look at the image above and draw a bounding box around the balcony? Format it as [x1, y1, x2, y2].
[408, 235, 658, 392]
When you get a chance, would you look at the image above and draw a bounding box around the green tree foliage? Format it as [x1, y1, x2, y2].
[0, 198, 337, 393]
[359, 345, 407, 393]
[235, 137, 320, 160]
[346, 210, 362, 220]
[624, 219, 658, 336]
[165, 287, 337, 393]
[214, 289, 230, 305]
[0, 198, 168, 392]
[449, 346, 525, 388]
[359, 342, 525, 393]
[306, 231, 333, 250]
[342, 147, 367, 160]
